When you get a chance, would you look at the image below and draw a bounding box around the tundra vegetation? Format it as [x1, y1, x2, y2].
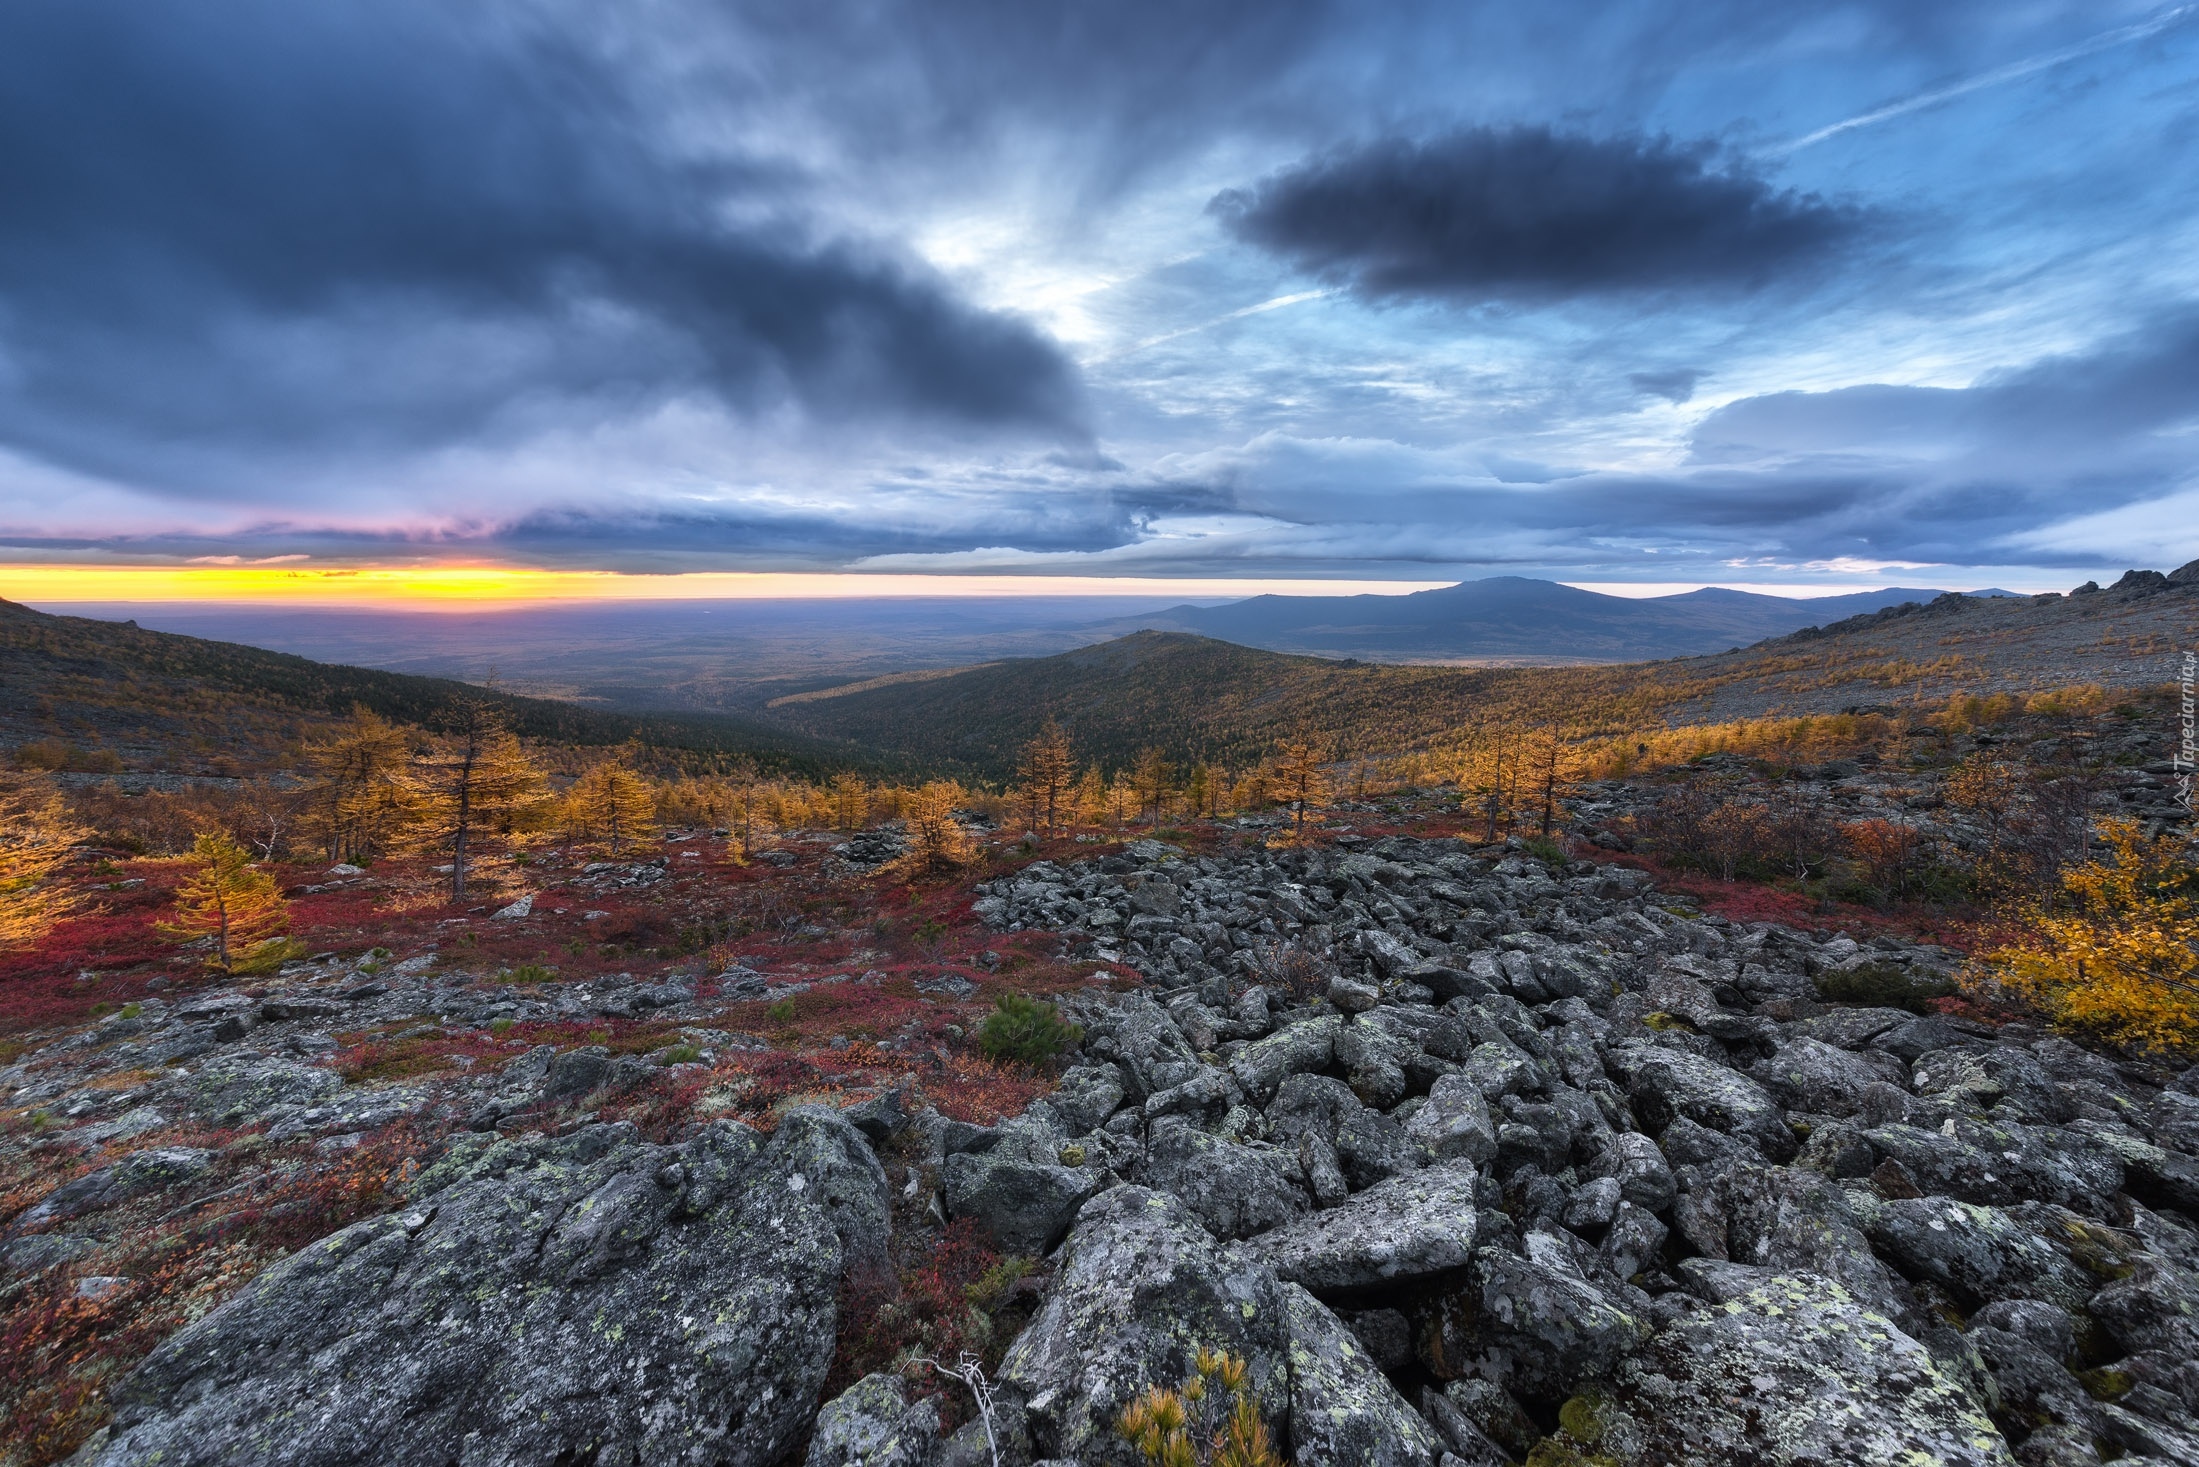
[0, 578, 2194, 1465]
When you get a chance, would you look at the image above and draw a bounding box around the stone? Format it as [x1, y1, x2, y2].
[1614, 1043, 1796, 1161]
[998, 1187, 1291, 1466]
[1587, 1131, 1676, 1213]
[1105, 997, 1206, 1101]
[1140, 1121, 1307, 1242]
[943, 1148, 1100, 1255]
[1750, 1038, 1902, 1117]
[545, 1044, 613, 1099]
[86, 1120, 857, 1467]
[1429, 1233, 1653, 1399]
[1280, 1282, 1442, 1466]
[1251, 1165, 1480, 1291]
[189, 1056, 343, 1127]
[1404, 1074, 1499, 1164]
[20, 1148, 211, 1227]
[1579, 1278, 2015, 1466]
[2089, 1256, 2199, 1358]
[1227, 1016, 1341, 1106]
[806, 1373, 941, 1467]
[1050, 1064, 1128, 1135]
[1866, 1197, 2095, 1310]
[1328, 975, 1381, 1014]
[1263, 1073, 1418, 1192]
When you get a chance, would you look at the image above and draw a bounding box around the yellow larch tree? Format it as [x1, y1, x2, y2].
[565, 748, 658, 854]
[1970, 818, 2199, 1054]
[0, 773, 90, 949]
[1272, 740, 1327, 841]
[159, 830, 298, 974]
[405, 703, 550, 902]
[891, 781, 976, 878]
[1017, 720, 1076, 833]
[300, 707, 414, 864]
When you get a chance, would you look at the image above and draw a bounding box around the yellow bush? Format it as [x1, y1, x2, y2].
[1117, 1349, 1280, 1467]
[1970, 819, 2199, 1054]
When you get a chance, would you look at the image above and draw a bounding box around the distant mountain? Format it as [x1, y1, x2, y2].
[1094, 577, 2007, 661]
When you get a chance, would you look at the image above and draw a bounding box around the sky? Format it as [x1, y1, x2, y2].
[3, 0, 2197, 601]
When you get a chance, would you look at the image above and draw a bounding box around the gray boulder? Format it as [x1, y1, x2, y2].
[1103, 997, 1205, 1101]
[1750, 1038, 1904, 1117]
[1431, 1233, 1652, 1399]
[1140, 1120, 1306, 1241]
[1280, 1282, 1441, 1466]
[86, 1119, 865, 1467]
[944, 1146, 1099, 1256]
[806, 1374, 941, 1467]
[1050, 1064, 1128, 1135]
[1252, 1165, 1480, 1291]
[190, 1056, 343, 1127]
[1264, 1073, 1418, 1192]
[1404, 1073, 1498, 1164]
[1587, 1132, 1675, 1213]
[1614, 1044, 1796, 1160]
[998, 1186, 1291, 1466]
[1866, 1197, 2095, 1310]
[1568, 1278, 2014, 1466]
[1228, 1016, 1340, 1106]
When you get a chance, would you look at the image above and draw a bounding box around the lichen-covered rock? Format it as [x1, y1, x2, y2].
[944, 1147, 1100, 1255]
[84, 1120, 854, 1467]
[1864, 1118, 2122, 1213]
[1709, 1163, 1908, 1321]
[1429, 1233, 1652, 1399]
[1613, 1043, 1796, 1161]
[1587, 1131, 1675, 1213]
[1404, 1073, 1498, 1164]
[2088, 1256, 2199, 1357]
[20, 1147, 212, 1228]
[1139, 1120, 1306, 1241]
[189, 1056, 342, 1127]
[806, 1373, 941, 1467]
[1279, 1282, 1441, 1466]
[1251, 1165, 1479, 1291]
[1100, 997, 1205, 1101]
[998, 1186, 1290, 1466]
[1750, 1037, 1904, 1117]
[1573, 1278, 2015, 1466]
[1227, 1016, 1340, 1106]
[1866, 1197, 2096, 1310]
[1050, 1064, 1128, 1135]
[1263, 1073, 1418, 1191]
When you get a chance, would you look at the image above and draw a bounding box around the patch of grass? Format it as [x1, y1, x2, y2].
[977, 993, 1081, 1070]
[496, 963, 556, 985]
[1814, 960, 1955, 1013]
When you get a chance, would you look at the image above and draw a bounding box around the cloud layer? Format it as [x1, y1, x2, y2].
[1211, 129, 1865, 301]
[0, 0, 2193, 584]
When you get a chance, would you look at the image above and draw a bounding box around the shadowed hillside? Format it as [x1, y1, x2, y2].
[0, 598, 850, 776]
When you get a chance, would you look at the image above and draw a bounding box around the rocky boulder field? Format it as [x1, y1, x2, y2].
[11, 834, 2199, 1465]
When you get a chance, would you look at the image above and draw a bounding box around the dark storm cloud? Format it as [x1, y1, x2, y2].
[1630, 369, 1705, 403]
[0, 0, 1084, 488]
[1211, 128, 1867, 301]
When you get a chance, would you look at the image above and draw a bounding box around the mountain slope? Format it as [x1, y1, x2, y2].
[0, 598, 847, 775]
[1103, 577, 1989, 659]
[771, 577, 2193, 777]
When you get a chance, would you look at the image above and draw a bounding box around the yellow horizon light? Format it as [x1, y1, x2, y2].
[0, 563, 1455, 606]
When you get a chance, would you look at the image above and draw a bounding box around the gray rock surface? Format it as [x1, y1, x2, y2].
[1251, 1165, 1480, 1291]
[82, 1118, 866, 1467]
[1575, 1278, 2015, 1466]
